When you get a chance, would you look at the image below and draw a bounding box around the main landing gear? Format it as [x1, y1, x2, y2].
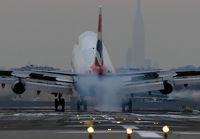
[121, 95, 133, 112]
[54, 93, 65, 112]
[77, 98, 87, 112]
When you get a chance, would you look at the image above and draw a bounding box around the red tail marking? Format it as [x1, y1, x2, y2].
[91, 63, 107, 75]
[95, 57, 100, 67]
[98, 14, 102, 33]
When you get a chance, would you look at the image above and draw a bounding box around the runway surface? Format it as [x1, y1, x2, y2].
[0, 109, 200, 139]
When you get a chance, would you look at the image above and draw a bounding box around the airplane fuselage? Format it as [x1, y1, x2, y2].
[71, 31, 115, 74]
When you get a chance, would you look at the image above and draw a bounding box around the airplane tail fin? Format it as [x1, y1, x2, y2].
[95, 5, 103, 66]
[91, 6, 107, 75]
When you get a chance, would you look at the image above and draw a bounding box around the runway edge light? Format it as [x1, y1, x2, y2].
[162, 125, 169, 133]
[162, 125, 169, 139]
[126, 128, 133, 139]
[87, 126, 94, 139]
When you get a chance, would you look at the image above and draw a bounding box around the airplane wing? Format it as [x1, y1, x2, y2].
[0, 70, 74, 95]
[1, 69, 200, 95]
[111, 70, 200, 95]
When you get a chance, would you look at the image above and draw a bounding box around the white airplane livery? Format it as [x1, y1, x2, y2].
[0, 6, 200, 112]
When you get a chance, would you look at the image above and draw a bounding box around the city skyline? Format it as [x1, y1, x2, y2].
[0, 0, 200, 70]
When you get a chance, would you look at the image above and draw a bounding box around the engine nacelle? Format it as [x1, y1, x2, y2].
[160, 80, 173, 95]
[11, 79, 26, 94]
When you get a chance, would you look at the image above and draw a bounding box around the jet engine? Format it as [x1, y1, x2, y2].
[160, 80, 173, 94]
[11, 79, 26, 94]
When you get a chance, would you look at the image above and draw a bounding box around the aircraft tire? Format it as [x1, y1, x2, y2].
[77, 100, 81, 111]
[83, 100, 87, 111]
[61, 99, 65, 112]
[55, 99, 58, 111]
[128, 99, 132, 112]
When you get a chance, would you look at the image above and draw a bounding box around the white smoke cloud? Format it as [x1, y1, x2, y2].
[76, 75, 125, 112]
[169, 90, 200, 102]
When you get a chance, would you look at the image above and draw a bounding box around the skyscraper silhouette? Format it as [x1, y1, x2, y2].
[133, 0, 145, 68]
[126, 0, 146, 68]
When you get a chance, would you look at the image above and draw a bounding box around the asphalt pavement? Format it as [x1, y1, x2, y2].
[0, 109, 200, 139]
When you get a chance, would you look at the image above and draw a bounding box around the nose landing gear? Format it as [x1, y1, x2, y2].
[54, 93, 65, 112]
[77, 98, 87, 112]
[122, 98, 132, 112]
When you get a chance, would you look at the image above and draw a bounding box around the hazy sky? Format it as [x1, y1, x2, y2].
[0, 0, 200, 70]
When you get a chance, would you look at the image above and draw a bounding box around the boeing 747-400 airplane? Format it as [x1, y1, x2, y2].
[0, 6, 200, 112]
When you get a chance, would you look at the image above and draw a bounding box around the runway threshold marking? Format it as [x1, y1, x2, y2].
[121, 125, 139, 130]
[56, 130, 125, 134]
[174, 131, 200, 135]
[135, 131, 162, 138]
[56, 130, 163, 138]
